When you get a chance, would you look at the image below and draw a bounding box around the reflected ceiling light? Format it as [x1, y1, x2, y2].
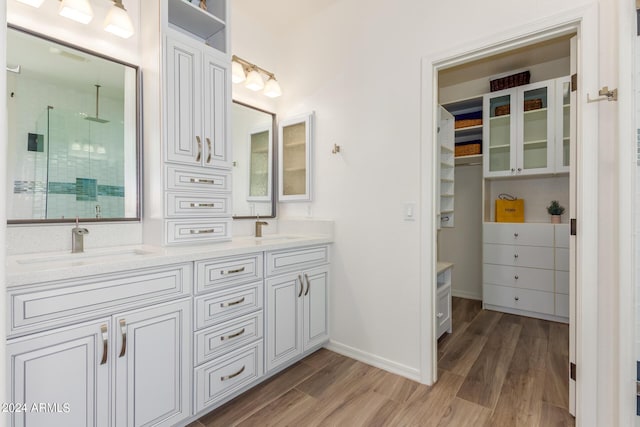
[104, 0, 135, 39]
[59, 0, 94, 24]
[231, 54, 282, 98]
[15, 0, 45, 7]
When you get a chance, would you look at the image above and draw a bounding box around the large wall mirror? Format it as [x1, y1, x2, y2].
[6, 26, 140, 223]
[232, 101, 276, 218]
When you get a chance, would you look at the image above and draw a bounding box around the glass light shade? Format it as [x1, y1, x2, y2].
[231, 61, 246, 83]
[16, 0, 45, 7]
[263, 77, 282, 98]
[58, 0, 94, 24]
[245, 69, 264, 91]
[104, 3, 135, 39]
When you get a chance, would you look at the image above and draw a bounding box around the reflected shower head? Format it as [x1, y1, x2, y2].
[85, 84, 109, 123]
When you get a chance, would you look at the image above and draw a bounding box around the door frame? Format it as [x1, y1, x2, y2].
[419, 4, 599, 424]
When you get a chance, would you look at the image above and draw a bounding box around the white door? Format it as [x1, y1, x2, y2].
[113, 299, 191, 427]
[203, 53, 231, 169]
[266, 273, 303, 371]
[165, 36, 203, 166]
[568, 35, 577, 416]
[302, 266, 330, 351]
[7, 319, 111, 427]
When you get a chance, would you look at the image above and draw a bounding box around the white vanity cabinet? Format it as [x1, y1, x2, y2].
[6, 264, 193, 427]
[436, 263, 453, 338]
[265, 246, 329, 372]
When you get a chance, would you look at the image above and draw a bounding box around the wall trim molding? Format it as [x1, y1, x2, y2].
[451, 289, 482, 301]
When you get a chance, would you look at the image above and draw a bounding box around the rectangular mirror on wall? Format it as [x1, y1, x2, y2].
[6, 26, 140, 223]
[232, 101, 276, 218]
[278, 112, 314, 202]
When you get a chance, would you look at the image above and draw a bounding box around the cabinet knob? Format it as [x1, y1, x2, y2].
[437, 312, 444, 318]
[511, 168, 515, 172]
[514, 296, 520, 301]
[514, 233, 519, 238]
[517, 167, 522, 172]
[514, 275, 519, 280]
[514, 254, 519, 259]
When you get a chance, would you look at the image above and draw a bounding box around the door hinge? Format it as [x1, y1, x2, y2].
[570, 218, 577, 236]
[570, 362, 576, 381]
[571, 73, 577, 92]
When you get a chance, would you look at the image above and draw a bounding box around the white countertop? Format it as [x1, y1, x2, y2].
[437, 261, 454, 273]
[6, 234, 333, 288]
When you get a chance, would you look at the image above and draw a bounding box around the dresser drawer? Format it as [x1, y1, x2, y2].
[265, 245, 329, 277]
[555, 248, 569, 271]
[166, 165, 231, 193]
[436, 285, 451, 338]
[166, 192, 231, 218]
[166, 219, 231, 244]
[483, 284, 554, 315]
[194, 311, 263, 366]
[484, 244, 554, 269]
[483, 264, 554, 293]
[196, 254, 263, 294]
[483, 223, 554, 247]
[555, 293, 569, 318]
[194, 340, 264, 413]
[9, 264, 192, 336]
[556, 270, 569, 295]
[195, 281, 263, 329]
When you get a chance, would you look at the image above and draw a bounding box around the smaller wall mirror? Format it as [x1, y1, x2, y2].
[279, 112, 314, 202]
[6, 26, 140, 223]
[232, 101, 276, 218]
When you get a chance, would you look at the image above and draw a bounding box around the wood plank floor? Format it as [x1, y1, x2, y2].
[190, 297, 574, 427]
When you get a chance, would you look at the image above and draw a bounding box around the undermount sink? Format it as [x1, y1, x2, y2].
[15, 248, 154, 266]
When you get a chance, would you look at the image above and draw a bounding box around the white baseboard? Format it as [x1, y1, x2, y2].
[325, 340, 421, 383]
[451, 288, 482, 300]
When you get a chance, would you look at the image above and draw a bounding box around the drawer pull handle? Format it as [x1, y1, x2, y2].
[190, 203, 215, 208]
[189, 178, 216, 185]
[196, 136, 202, 162]
[514, 233, 519, 238]
[118, 319, 127, 358]
[514, 254, 519, 258]
[221, 328, 246, 341]
[298, 275, 304, 297]
[304, 274, 311, 296]
[436, 312, 444, 319]
[190, 229, 215, 234]
[221, 365, 245, 382]
[221, 267, 245, 275]
[514, 296, 520, 301]
[220, 297, 245, 308]
[100, 324, 108, 365]
[206, 137, 212, 164]
[514, 275, 519, 280]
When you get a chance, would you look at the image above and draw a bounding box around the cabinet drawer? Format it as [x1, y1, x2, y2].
[555, 293, 569, 318]
[484, 244, 554, 269]
[166, 192, 231, 218]
[266, 245, 329, 277]
[556, 270, 569, 295]
[195, 281, 263, 329]
[166, 165, 231, 193]
[555, 248, 569, 271]
[436, 286, 451, 338]
[194, 311, 263, 366]
[194, 340, 264, 413]
[196, 254, 263, 294]
[9, 264, 192, 336]
[483, 284, 554, 315]
[483, 223, 554, 247]
[166, 219, 231, 244]
[483, 264, 554, 293]
[555, 224, 570, 248]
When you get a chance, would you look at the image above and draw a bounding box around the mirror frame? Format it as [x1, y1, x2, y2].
[6, 25, 142, 225]
[232, 100, 277, 219]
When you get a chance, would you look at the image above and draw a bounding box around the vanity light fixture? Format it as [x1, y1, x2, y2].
[15, 0, 46, 8]
[232, 55, 282, 98]
[104, 0, 134, 39]
[58, 0, 94, 24]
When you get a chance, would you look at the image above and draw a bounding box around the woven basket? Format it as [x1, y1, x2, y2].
[494, 105, 510, 116]
[524, 98, 543, 111]
[455, 143, 481, 157]
[490, 71, 531, 92]
[454, 119, 482, 129]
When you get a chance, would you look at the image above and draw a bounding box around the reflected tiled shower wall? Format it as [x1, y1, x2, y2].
[7, 71, 125, 219]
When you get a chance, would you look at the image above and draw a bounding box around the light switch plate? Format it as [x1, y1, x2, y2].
[404, 202, 417, 221]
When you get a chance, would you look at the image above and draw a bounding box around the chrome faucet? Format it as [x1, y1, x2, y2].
[72, 217, 89, 253]
[255, 215, 268, 238]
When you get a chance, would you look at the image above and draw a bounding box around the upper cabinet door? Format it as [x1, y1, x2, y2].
[517, 80, 555, 176]
[166, 37, 203, 166]
[203, 54, 231, 169]
[555, 76, 571, 173]
[278, 112, 314, 202]
[483, 88, 517, 178]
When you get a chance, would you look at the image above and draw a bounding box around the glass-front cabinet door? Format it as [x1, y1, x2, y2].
[555, 76, 571, 173]
[517, 81, 554, 175]
[483, 90, 517, 178]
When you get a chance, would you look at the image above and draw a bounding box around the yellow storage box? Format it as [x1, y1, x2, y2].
[495, 198, 524, 223]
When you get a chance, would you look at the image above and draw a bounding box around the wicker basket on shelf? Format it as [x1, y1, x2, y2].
[455, 141, 482, 157]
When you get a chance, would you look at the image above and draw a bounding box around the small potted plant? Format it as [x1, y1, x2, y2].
[547, 200, 565, 224]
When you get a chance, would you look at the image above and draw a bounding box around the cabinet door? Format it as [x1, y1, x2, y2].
[302, 266, 329, 351]
[166, 37, 203, 166]
[517, 80, 555, 175]
[278, 112, 314, 202]
[202, 54, 231, 168]
[483, 89, 517, 177]
[266, 273, 303, 372]
[555, 76, 571, 173]
[7, 319, 111, 427]
[113, 299, 191, 427]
